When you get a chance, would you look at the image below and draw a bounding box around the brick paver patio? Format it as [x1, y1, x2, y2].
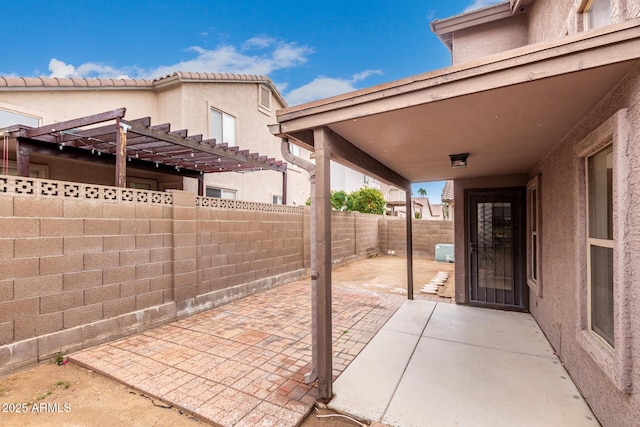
[70, 278, 440, 426]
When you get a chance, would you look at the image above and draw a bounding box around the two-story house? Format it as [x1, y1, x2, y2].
[0, 72, 311, 205]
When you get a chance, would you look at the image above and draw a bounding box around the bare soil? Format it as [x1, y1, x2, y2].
[0, 256, 453, 426]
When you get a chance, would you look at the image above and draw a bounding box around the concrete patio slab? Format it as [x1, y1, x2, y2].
[424, 303, 554, 357]
[330, 301, 600, 427]
[330, 300, 436, 421]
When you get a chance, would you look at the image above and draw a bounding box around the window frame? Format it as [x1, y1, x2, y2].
[579, 0, 612, 31]
[205, 185, 237, 200]
[575, 108, 631, 393]
[526, 175, 542, 297]
[586, 145, 614, 348]
[210, 107, 237, 147]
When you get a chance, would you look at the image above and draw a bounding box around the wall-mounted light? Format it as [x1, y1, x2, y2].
[449, 153, 468, 168]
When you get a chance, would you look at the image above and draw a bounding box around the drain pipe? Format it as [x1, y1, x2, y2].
[281, 138, 318, 384]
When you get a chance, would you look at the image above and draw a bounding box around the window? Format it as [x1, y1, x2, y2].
[288, 142, 300, 169]
[0, 108, 40, 128]
[127, 177, 157, 191]
[210, 108, 236, 147]
[272, 195, 283, 205]
[206, 186, 237, 200]
[575, 109, 631, 393]
[581, 0, 611, 30]
[587, 145, 614, 348]
[526, 175, 541, 296]
[363, 175, 369, 185]
[3, 160, 49, 178]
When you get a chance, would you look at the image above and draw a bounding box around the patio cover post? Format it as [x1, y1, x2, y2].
[406, 191, 414, 300]
[314, 126, 333, 402]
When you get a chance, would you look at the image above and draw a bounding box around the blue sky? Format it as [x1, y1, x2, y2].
[2, 0, 501, 198]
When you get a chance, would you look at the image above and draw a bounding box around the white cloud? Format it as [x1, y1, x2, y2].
[242, 36, 276, 50]
[48, 58, 137, 79]
[45, 37, 314, 81]
[464, 0, 503, 12]
[285, 70, 382, 106]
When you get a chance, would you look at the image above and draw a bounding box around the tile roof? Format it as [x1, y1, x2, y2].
[0, 72, 286, 106]
[441, 180, 454, 202]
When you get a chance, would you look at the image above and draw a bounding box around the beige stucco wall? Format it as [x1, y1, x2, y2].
[526, 63, 640, 427]
[453, 13, 529, 64]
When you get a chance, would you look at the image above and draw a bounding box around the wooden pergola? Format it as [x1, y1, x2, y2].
[12, 108, 288, 197]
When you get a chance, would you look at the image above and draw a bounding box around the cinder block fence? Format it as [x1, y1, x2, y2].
[0, 175, 452, 374]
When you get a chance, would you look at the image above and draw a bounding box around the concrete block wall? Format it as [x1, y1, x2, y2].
[193, 201, 306, 315]
[331, 211, 356, 262]
[0, 177, 306, 374]
[380, 218, 454, 258]
[0, 181, 175, 374]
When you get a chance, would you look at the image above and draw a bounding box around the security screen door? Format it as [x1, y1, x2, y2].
[467, 189, 526, 310]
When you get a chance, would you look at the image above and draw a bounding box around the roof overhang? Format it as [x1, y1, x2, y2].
[272, 19, 640, 185]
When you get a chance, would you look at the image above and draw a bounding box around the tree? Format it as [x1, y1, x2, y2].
[330, 190, 349, 211]
[347, 188, 386, 215]
[417, 187, 427, 197]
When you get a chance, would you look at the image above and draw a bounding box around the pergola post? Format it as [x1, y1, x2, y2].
[115, 119, 127, 188]
[406, 191, 414, 300]
[16, 142, 31, 177]
[314, 127, 333, 402]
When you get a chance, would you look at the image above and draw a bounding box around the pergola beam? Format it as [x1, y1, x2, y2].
[24, 108, 126, 138]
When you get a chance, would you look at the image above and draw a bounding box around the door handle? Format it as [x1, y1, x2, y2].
[470, 242, 477, 253]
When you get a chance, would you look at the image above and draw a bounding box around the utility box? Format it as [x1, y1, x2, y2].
[435, 244, 454, 263]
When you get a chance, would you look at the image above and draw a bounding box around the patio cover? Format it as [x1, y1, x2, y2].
[270, 19, 640, 401]
[9, 108, 286, 194]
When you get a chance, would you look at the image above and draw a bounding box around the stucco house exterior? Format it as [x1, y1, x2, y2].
[0, 72, 311, 205]
[271, 1, 640, 425]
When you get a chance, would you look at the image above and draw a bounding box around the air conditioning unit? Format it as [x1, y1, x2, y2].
[435, 244, 454, 263]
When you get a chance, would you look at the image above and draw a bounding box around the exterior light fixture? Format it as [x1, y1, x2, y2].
[449, 153, 468, 168]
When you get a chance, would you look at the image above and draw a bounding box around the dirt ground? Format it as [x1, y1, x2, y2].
[0, 256, 453, 427]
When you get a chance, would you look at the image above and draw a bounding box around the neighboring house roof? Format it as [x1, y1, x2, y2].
[442, 180, 454, 202]
[429, 204, 443, 218]
[0, 71, 287, 107]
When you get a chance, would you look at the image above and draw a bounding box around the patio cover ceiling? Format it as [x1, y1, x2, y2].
[271, 19, 640, 187]
[14, 108, 287, 175]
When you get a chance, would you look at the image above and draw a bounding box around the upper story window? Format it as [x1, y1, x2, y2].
[0, 108, 40, 128]
[581, 0, 611, 30]
[210, 108, 236, 147]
